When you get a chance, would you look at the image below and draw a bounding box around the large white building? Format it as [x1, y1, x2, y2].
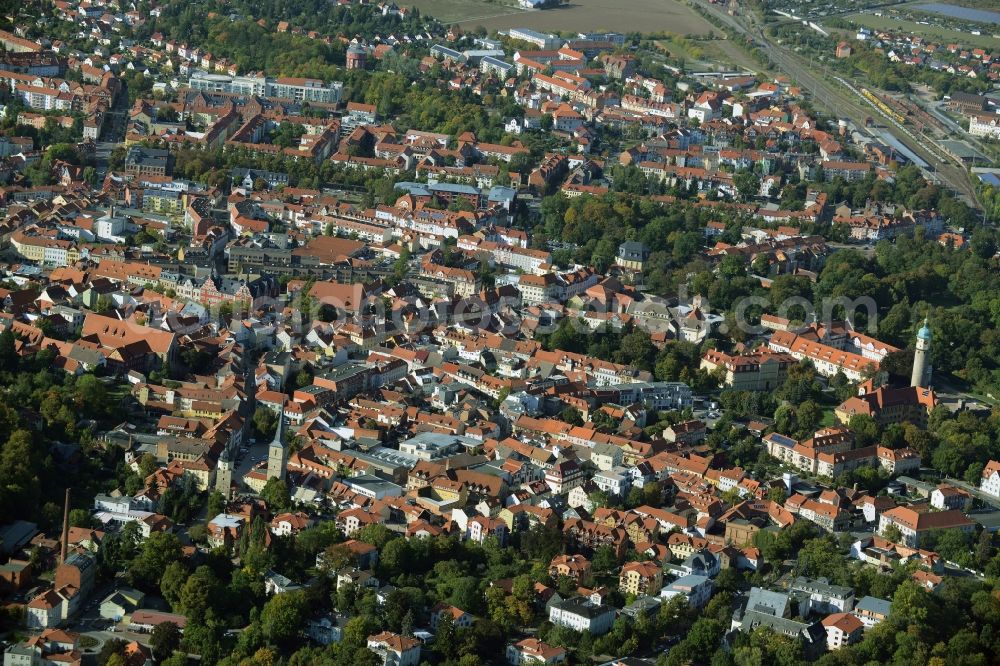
[878, 506, 975, 548]
[593, 467, 631, 497]
[188, 70, 342, 103]
[769, 330, 878, 382]
[547, 598, 615, 635]
[660, 574, 713, 608]
[968, 112, 1000, 139]
[507, 28, 561, 49]
[605, 381, 693, 410]
[791, 577, 854, 614]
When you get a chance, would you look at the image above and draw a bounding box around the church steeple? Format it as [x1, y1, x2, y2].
[215, 445, 233, 497]
[266, 408, 288, 481]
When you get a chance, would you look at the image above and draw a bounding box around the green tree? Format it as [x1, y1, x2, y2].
[138, 453, 159, 479]
[434, 612, 457, 659]
[0, 329, 16, 372]
[74, 374, 108, 415]
[150, 622, 182, 660]
[666, 618, 724, 666]
[159, 561, 189, 608]
[849, 414, 880, 447]
[260, 590, 308, 645]
[253, 407, 277, 440]
[206, 490, 226, 518]
[69, 508, 94, 528]
[891, 580, 935, 628]
[591, 545, 618, 573]
[734, 170, 760, 202]
[104, 654, 126, 666]
[0, 430, 41, 516]
[96, 638, 128, 666]
[560, 406, 583, 426]
[158, 652, 187, 666]
[129, 532, 182, 591]
[881, 523, 903, 544]
[179, 566, 218, 623]
[797, 536, 850, 585]
[260, 477, 290, 510]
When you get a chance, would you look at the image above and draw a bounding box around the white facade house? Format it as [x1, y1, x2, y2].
[660, 574, 713, 608]
[852, 596, 891, 629]
[930, 485, 971, 512]
[590, 442, 623, 471]
[306, 614, 348, 645]
[367, 632, 421, 666]
[593, 467, 631, 497]
[981, 460, 1000, 498]
[547, 598, 615, 635]
[95, 214, 127, 243]
[188, 70, 342, 103]
[506, 638, 566, 665]
[791, 577, 855, 614]
[822, 612, 864, 650]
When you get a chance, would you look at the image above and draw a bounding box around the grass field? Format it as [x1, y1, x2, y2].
[405, 0, 715, 34]
[708, 40, 763, 71]
[657, 36, 763, 72]
[844, 12, 1000, 49]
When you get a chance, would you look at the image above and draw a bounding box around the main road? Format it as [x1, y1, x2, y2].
[694, 2, 980, 205]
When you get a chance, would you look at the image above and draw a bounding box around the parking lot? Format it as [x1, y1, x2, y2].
[233, 436, 270, 478]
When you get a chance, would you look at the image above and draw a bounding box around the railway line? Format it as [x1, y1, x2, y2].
[842, 79, 951, 165]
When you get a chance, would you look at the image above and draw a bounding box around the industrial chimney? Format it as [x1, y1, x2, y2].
[60, 488, 70, 564]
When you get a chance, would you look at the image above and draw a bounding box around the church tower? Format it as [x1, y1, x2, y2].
[215, 447, 233, 497]
[910, 318, 932, 388]
[266, 410, 287, 481]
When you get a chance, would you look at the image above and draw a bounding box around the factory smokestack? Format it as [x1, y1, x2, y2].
[60, 488, 70, 564]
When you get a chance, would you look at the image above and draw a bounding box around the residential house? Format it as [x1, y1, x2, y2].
[619, 561, 663, 596]
[547, 597, 616, 635]
[367, 632, 421, 666]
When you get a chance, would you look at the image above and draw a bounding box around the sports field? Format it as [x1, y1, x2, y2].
[405, 0, 715, 34]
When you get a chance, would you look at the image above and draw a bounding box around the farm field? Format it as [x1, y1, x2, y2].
[845, 11, 1000, 49]
[405, 0, 715, 34]
[404, 0, 526, 24]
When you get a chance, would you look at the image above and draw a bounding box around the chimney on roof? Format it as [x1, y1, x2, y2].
[60, 487, 70, 564]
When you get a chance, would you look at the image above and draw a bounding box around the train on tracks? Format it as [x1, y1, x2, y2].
[860, 88, 907, 125]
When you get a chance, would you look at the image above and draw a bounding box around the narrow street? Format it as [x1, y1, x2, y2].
[94, 82, 130, 182]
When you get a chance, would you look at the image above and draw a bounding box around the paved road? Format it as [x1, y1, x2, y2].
[93, 83, 129, 181]
[68, 601, 152, 655]
[932, 374, 996, 410]
[697, 3, 980, 205]
[828, 241, 877, 257]
[944, 477, 1000, 511]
